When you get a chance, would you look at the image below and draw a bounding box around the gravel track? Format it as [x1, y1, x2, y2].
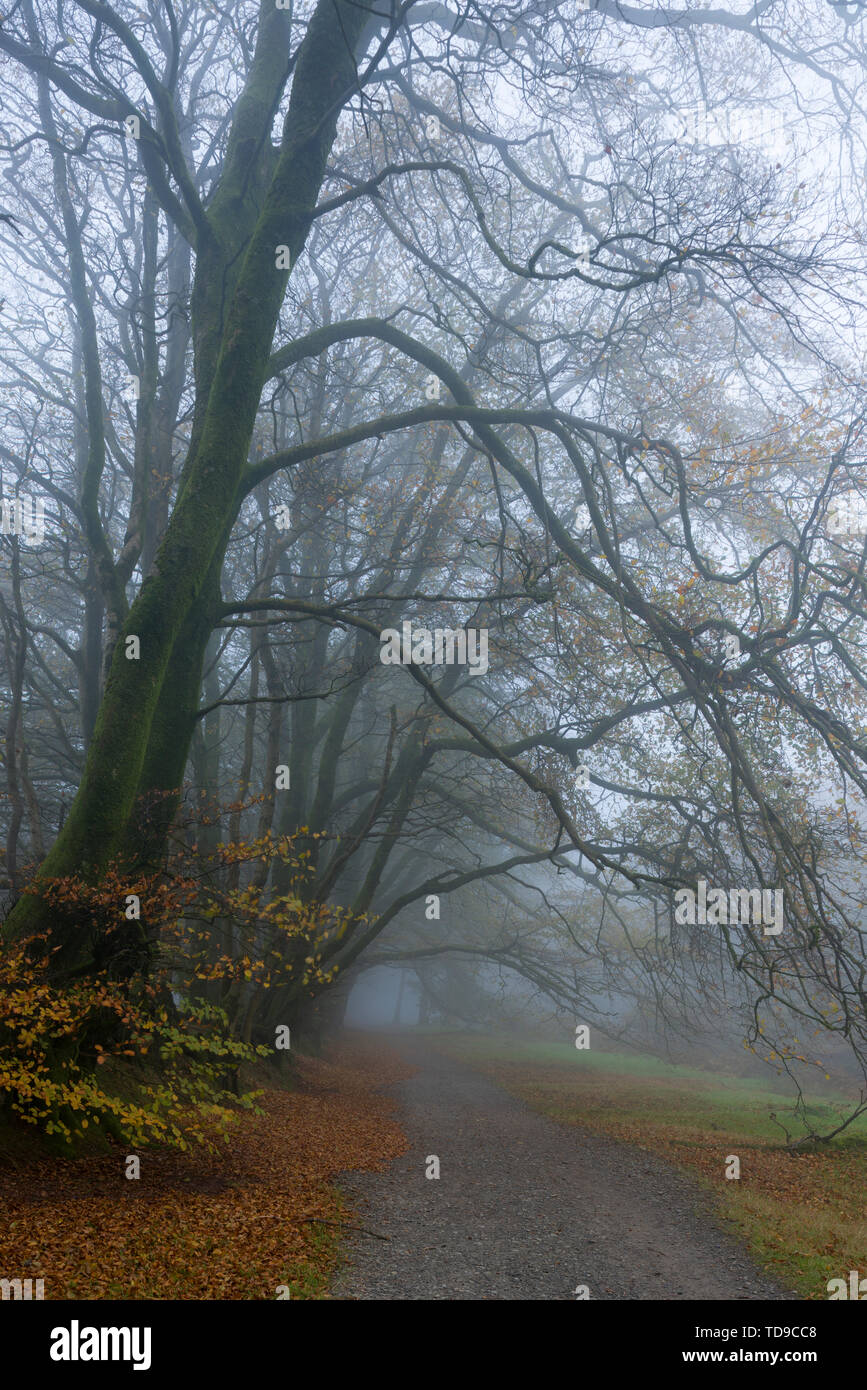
[332, 1037, 795, 1301]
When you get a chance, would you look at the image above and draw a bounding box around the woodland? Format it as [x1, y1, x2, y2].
[0, 0, 866, 1157]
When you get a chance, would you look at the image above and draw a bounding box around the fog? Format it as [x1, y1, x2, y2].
[2, 0, 867, 1147]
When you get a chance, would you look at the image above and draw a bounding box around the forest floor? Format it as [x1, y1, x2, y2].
[331, 1033, 795, 1301]
[4, 1030, 858, 1300]
[0, 1038, 410, 1299]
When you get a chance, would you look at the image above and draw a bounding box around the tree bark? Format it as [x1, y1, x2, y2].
[3, 0, 373, 975]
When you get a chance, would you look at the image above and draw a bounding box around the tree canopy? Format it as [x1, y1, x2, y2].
[1, 0, 867, 1127]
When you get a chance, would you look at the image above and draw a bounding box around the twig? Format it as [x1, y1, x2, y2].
[298, 1216, 391, 1241]
[782, 1091, 867, 1151]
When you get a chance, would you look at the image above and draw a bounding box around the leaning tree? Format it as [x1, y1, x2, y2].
[2, 0, 867, 1085]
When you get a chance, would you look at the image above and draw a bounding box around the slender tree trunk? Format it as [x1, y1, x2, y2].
[392, 969, 408, 1026]
[79, 560, 104, 749]
[0, 547, 26, 890]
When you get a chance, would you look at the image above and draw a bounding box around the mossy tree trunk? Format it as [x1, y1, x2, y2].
[3, 0, 373, 976]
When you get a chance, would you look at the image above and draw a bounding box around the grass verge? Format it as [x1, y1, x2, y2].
[436, 1033, 867, 1300]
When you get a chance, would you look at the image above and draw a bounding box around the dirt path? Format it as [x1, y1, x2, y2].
[332, 1037, 794, 1301]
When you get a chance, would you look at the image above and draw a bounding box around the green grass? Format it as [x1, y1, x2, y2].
[277, 1218, 341, 1300]
[445, 1034, 867, 1138]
